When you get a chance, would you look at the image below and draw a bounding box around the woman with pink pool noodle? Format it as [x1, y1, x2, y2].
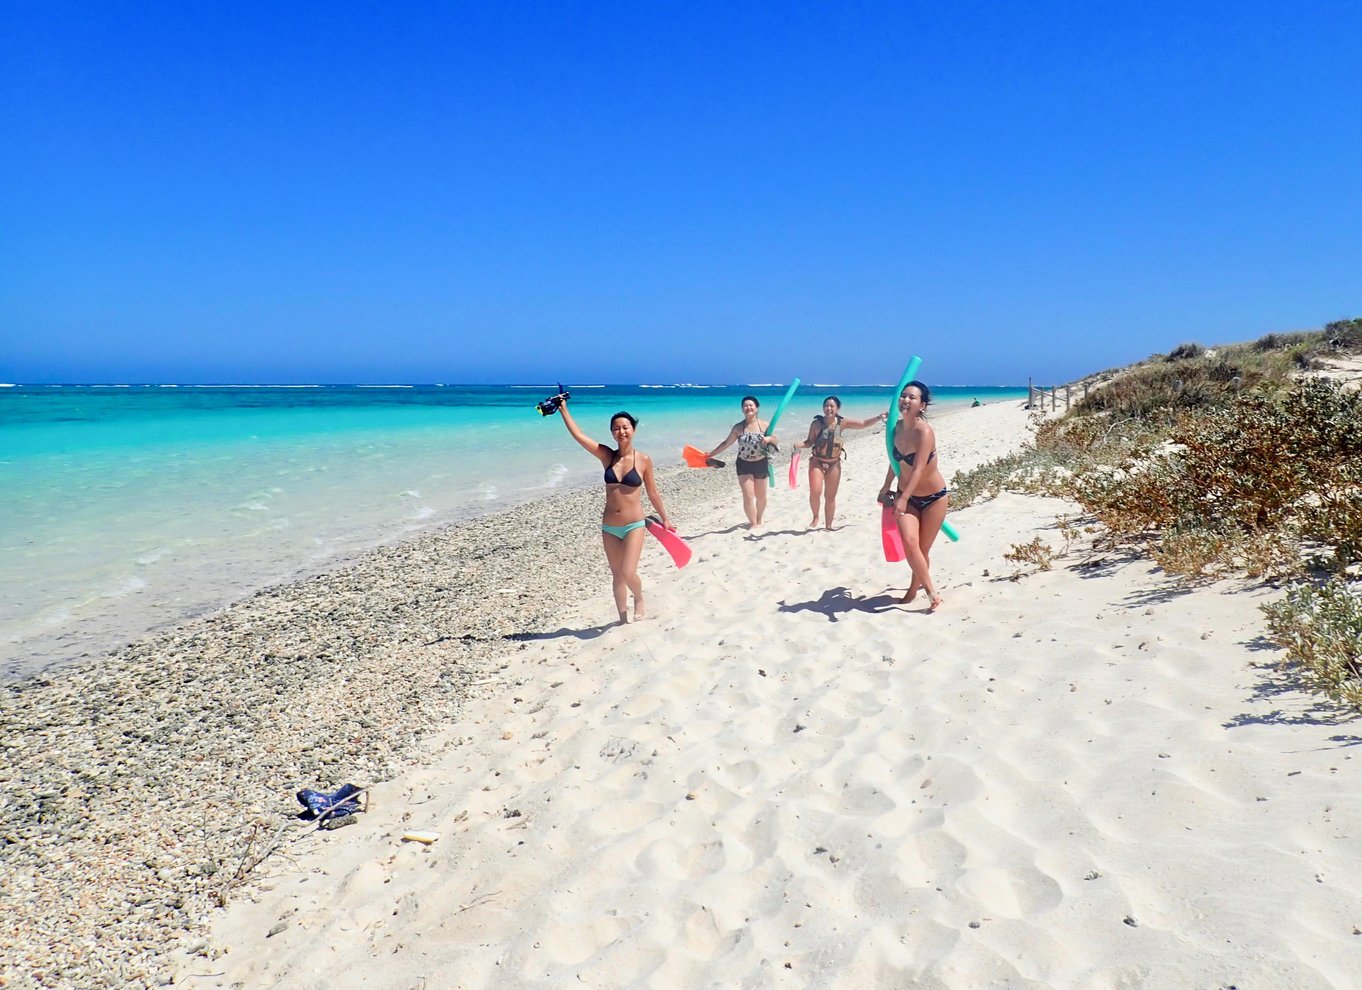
[556, 398, 673, 624]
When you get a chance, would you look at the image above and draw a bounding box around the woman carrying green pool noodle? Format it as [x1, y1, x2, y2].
[881, 358, 956, 611]
[885, 357, 959, 543]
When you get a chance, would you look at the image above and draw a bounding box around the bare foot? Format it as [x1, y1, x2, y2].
[808, 515, 820, 529]
[617, 611, 629, 625]
[900, 587, 917, 604]
[633, 598, 646, 620]
[928, 594, 943, 612]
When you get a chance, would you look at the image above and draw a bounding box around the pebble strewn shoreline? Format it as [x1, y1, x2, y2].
[1, 457, 739, 989]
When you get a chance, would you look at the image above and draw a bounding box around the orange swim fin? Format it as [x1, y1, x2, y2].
[645, 516, 692, 568]
[682, 444, 724, 469]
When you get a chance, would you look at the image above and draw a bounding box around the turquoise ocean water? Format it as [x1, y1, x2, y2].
[0, 382, 1025, 678]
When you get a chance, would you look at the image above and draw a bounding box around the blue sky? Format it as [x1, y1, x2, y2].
[3, 1, 1359, 386]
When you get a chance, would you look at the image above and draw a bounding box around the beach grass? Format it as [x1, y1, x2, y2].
[951, 317, 1362, 709]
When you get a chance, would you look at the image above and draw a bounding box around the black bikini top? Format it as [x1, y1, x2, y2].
[604, 454, 642, 488]
[893, 446, 935, 467]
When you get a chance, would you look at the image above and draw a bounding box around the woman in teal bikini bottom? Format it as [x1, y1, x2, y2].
[601, 519, 648, 539]
[557, 399, 674, 624]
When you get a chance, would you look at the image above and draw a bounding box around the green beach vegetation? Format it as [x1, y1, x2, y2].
[954, 319, 1362, 708]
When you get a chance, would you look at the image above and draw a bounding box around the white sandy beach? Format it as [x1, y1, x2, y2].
[171, 401, 1362, 989]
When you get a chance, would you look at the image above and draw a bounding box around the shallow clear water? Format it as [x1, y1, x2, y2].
[0, 382, 1025, 676]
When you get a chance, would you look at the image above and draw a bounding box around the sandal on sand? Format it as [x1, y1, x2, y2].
[297, 783, 367, 829]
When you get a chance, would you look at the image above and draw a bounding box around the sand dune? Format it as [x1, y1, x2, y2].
[178, 402, 1362, 989]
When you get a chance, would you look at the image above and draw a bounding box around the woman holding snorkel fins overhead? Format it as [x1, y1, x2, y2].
[553, 394, 673, 625]
[879, 380, 949, 611]
[793, 396, 887, 531]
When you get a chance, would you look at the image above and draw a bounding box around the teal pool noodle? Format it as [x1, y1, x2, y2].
[765, 378, 801, 486]
[765, 378, 801, 437]
[884, 356, 922, 465]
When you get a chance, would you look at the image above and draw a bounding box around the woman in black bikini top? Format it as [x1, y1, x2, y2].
[557, 399, 673, 625]
[793, 395, 887, 531]
[878, 380, 949, 611]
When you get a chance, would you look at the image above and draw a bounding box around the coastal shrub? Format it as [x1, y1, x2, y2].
[1324, 318, 1362, 352]
[1254, 331, 1314, 352]
[1261, 580, 1362, 708]
[1067, 378, 1362, 580]
[1166, 342, 1205, 361]
[950, 448, 1062, 507]
[1070, 355, 1270, 423]
[959, 322, 1362, 708]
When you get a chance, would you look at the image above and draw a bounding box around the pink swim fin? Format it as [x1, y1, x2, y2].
[788, 451, 800, 489]
[881, 504, 905, 562]
[646, 516, 692, 568]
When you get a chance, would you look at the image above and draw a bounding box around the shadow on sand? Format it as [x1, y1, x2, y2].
[778, 586, 906, 622]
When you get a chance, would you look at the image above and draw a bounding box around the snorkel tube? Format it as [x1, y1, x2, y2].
[886, 356, 960, 542]
[764, 378, 802, 486]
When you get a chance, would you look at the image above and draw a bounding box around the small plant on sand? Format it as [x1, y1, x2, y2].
[1004, 536, 1056, 575]
[1261, 580, 1362, 707]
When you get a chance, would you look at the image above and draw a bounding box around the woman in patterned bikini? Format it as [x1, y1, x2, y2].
[794, 395, 888, 530]
[558, 399, 672, 624]
[877, 381, 948, 611]
[707, 395, 777, 531]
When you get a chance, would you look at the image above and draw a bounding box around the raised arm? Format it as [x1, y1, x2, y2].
[558, 400, 612, 466]
[842, 410, 890, 431]
[640, 454, 672, 529]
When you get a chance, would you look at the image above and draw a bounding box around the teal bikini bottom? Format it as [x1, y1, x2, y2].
[601, 519, 648, 540]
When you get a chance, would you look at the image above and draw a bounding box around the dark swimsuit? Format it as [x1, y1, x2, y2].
[893, 445, 948, 511]
[603, 463, 642, 488]
[809, 415, 844, 470]
[906, 489, 949, 510]
[893, 446, 935, 467]
[602, 454, 646, 539]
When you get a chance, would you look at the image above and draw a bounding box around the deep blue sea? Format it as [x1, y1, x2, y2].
[0, 382, 1025, 677]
